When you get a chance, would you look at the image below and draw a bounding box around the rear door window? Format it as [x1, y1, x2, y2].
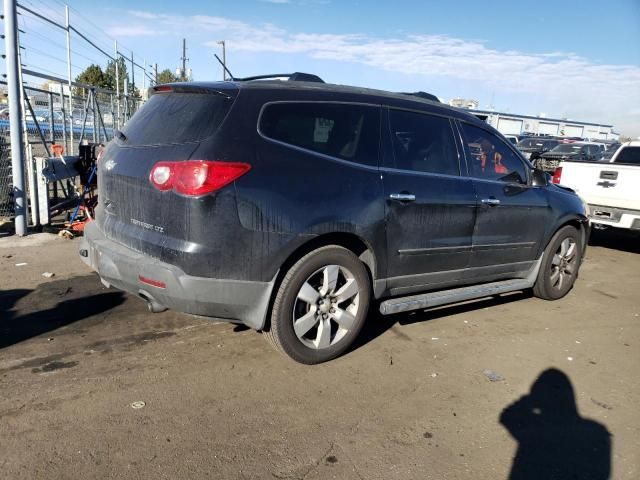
[120, 92, 233, 146]
[460, 122, 528, 184]
[614, 147, 640, 165]
[387, 109, 460, 175]
[259, 102, 380, 166]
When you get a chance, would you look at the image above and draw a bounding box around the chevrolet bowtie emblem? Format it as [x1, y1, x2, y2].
[596, 180, 616, 188]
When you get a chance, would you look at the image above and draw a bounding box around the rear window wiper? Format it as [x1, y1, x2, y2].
[115, 129, 127, 142]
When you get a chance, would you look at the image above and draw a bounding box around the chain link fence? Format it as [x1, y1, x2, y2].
[0, 134, 12, 219]
[1, 1, 156, 224]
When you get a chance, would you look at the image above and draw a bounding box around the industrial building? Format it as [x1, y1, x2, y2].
[462, 108, 617, 140]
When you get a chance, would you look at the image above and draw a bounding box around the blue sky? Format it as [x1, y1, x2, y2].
[16, 0, 640, 135]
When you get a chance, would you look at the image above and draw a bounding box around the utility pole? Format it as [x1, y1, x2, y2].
[154, 63, 158, 85]
[216, 40, 226, 81]
[180, 38, 188, 81]
[131, 51, 135, 97]
[4, 0, 27, 235]
[114, 40, 120, 129]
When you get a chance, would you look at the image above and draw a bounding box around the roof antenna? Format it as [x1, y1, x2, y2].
[213, 53, 235, 81]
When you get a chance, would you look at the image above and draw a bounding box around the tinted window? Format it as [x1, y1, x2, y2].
[551, 144, 584, 154]
[517, 138, 545, 149]
[260, 102, 379, 166]
[461, 123, 527, 184]
[388, 109, 459, 175]
[121, 92, 232, 146]
[614, 146, 640, 165]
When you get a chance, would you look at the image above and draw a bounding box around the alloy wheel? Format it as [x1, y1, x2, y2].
[292, 265, 360, 349]
[550, 238, 577, 290]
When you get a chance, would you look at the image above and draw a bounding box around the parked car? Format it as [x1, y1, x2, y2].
[504, 134, 519, 145]
[552, 141, 640, 231]
[80, 75, 590, 363]
[25, 109, 47, 123]
[516, 138, 561, 162]
[537, 142, 604, 172]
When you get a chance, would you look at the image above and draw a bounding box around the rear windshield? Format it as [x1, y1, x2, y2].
[517, 138, 546, 149]
[550, 144, 583, 154]
[120, 92, 232, 146]
[517, 138, 559, 150]
[614, 146, 640, 165]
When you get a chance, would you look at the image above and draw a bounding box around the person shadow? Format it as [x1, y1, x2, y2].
[500, 368, 611, 480]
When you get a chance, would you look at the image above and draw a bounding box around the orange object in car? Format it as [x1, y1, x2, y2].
[52, 144, 64, 156]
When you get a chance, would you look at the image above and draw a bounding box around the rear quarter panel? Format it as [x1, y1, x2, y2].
[213, 89, 387, 282]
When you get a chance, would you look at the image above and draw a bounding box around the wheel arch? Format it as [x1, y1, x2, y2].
[545, 215, 589, 257]
[260, 232, 377, 331]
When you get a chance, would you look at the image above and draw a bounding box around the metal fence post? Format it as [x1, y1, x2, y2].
[4, 0, 28, 235]
[91, 90, 98, 143]
[59, 82, 68, 154]
[65, 5, 74, 155]
[110, 93, 115, 136]
[26, 143, 39, 226]
[123, 77, 129, 122]
[48, 91, 55, 146]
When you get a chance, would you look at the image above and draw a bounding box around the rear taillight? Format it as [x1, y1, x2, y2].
[149, 161, 251, 196]
[552, 167, 562, 184]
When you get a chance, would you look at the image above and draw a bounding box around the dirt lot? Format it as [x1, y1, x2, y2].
[1, 229, 639, 479]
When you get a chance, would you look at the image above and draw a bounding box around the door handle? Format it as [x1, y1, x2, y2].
[389, 193, 416, 202]
[481, 198, 501, 206]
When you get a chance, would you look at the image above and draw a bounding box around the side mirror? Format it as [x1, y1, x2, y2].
[531, 168, 548, 186]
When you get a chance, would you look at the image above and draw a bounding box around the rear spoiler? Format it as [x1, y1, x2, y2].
[235, 72, 325, 83]
[151, 84, 234, 98]
[399, 91, 440, 103]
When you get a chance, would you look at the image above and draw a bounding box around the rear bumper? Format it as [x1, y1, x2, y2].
[80, 221, 275, 329]
[588, 204, 640, 230]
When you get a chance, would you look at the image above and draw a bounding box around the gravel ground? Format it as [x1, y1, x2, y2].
[1, 229, 638, 479]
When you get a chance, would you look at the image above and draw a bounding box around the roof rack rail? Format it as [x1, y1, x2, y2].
[236, 72, 325, 83]
[399, 91, 440, 103]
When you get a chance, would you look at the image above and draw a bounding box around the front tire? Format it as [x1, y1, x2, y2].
[264, 245, 371, 364]
[533, 225, 582, 300]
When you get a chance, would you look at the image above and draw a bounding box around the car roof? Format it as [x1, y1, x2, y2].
[177, 79, 490, 128]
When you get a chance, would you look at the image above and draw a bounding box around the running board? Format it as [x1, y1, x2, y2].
[379, 278, 534, 315]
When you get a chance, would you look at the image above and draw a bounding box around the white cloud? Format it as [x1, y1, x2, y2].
[115, 10, 640, 134]
[259, 0, 292, 4]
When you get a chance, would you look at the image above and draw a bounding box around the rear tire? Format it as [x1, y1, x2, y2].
[533, 225, 582, 300]
[264, 245, 371, 364]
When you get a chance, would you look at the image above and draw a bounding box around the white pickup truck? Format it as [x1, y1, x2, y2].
[552, 141, 640, 231]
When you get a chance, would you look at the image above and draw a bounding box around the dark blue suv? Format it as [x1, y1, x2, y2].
[80, 77, 589, 363]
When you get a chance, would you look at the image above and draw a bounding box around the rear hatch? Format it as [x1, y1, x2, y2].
[97, 84, 239, 267]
